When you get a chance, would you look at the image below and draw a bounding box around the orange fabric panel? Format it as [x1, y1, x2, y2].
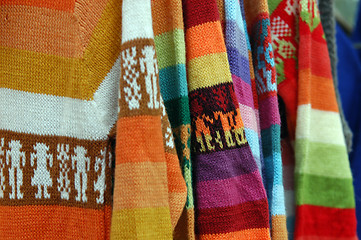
[0, 6, 80, 57]
[298, 69, 339, 112]
[112, 162, 169, 210]
[165, 152, 187, 194]
[0, 205, 112, 239]
[201, 228, 271, 240]
[151, 0, 184, 35]
[116, 115, 165, 164]
[186, 21, 226, 61]
[0, 0, 75, 12]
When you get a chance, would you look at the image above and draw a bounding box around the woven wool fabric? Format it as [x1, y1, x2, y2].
[151, 1, 195, 239]
[110, 0, 187, 238]
[242, 0, 288, 238]
[268, 0, 300, 238]
[269, 0, 358, 239]
[295, 0, 357, 238]
[183, 0, 271, 238]
[0, 0, 122, 238]
[224, 0, 264, 182]
[318, 0, 353, 153]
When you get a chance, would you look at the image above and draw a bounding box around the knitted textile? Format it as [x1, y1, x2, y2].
[268, 0, 300, 238]
[151, 1, 195, 239]
[224, 0, 263, 182]
[109, 0, 187, 238]
[269, 0, 357, 239]
[243, 0, 288, 238]
[319, 0, 353, 153]
[0, 0, 121, 238]
[182, 0, 271, 238]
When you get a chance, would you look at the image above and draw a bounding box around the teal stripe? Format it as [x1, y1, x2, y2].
[159, 64, 188, 101]
[154, 29, 186, 69]
[164, 96, 191, 128]
[296, 173, 355, 208]
[295, 139, 351, 178]
[261, 124, 281, 157]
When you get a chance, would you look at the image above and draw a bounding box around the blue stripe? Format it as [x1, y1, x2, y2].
[159, 64, 188, 101]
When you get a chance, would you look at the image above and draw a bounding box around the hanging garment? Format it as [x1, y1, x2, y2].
[242, 0, 288, 238]
[269, 0, 358, 239]
[110, 0, 187, 239]
[151, 0, 195, 238]
[0, 0, 122, 238]
[319, 0, 353, 153]
[182, 0, 271, 238]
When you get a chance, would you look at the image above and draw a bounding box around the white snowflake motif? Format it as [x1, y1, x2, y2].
[0, 138, 5, 198]
[285, 0, 299, 16]
[94, 148, 107, 204]
[57, 144, 71, 200]
[122, 47, 141, 110]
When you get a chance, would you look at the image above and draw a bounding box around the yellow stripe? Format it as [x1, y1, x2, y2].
[110, 207, 172, 239]
[112, 162, 169, 210]
[188, 52, 232, 92]
[0, 0, 122, 100]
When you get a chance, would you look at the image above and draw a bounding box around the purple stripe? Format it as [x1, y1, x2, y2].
[195, 145, 258, 182]
[225, 20, 247, 53]
[232, 74, 254, 107]
[259, 95, 281, 130]
[196, 171, 266, 209]
[227, 47, 251, 84]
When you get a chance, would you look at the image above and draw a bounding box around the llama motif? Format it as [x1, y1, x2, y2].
[6, 140, 26, 199]
[140, 46, 159, 109]
[0, 138, 5, 198]
[57, 144, 71, 200]
[72, 146, 90, 202]
[94, 148, 106, 204]
[30, 143, 53, 199]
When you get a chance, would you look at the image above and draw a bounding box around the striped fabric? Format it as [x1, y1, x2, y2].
[0, 0, 122, 238]
[295, 0, 357, 238]
[268, 0, 358, 239]
[151, 1, 195, 239]
[268, 0, 299, 238]
[182, 0, 271, 238]
[110, 0, 187, 239]
[224, 0, 263, 180]
[242, 0, 288, 238]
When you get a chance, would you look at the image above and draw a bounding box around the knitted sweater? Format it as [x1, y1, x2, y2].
[183, 0, 271, 238]
[269, 0, 357, 239]
[151, 1, 195, 238]
[110, 0, 187, 238]
[0, 0, 121, 238]
[242, 0, 288, 238]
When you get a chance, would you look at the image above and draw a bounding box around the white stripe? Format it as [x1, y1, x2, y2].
[122, 0, 154, 44]
[296, 104, 346, 146]
[0, 56, 121, 140]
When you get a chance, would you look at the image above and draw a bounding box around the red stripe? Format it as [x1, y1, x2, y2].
[295, 205, 357, 238]
[196, 199, 269, 234]
[182, 0, 220, 29]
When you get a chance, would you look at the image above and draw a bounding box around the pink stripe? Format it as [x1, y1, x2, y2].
[259, 95, 281, 130]
[196, 171, 266, 209]
[232, 75, 255, 108]
[239, 104, 259, 133]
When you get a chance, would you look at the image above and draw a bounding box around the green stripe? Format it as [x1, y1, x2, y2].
[268, 0, 283, 15]
[154, 29, 186, 69]
[295, 139, 351, 178]
[164, 96, 191, 128]
[296, 173, 355, 208]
